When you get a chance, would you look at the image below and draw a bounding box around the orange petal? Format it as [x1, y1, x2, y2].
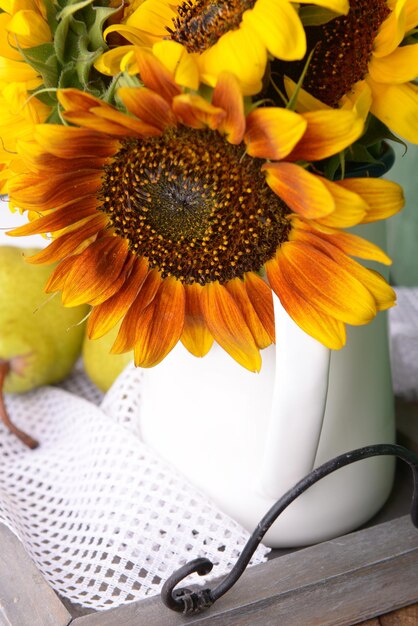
[212, 72, 246, 144]
[200, 281, 261, 372]
[8, 196, 98, 236]
[44, 256, 79, 292]
[87, 258, 149, 339]
[274, 241, 377, 325]
[172, 94, 225, 129]
[245, 107, 307, 160]
[225, 277, 272, 350]
[34, 125, 118, 158]
[9, 170, 102, 211]
[265, 256, 346, 349]
[244, 271, 275, 343]
[134, 47, 182, 103]
[132, 276, 185, 367]
[58, 89, 161, 137]
[263, 162, 335, 218]
[287, 110, 364, 161]
[27, 214, 108, 265]
[111, 269, 162, 353]
[118, 87, 177, 130]
[60, 236, 129, 306]
[291, 230, 395, 311]
[181, 283, 214, 357]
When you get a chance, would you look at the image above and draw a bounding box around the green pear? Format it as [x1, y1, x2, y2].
[82, 322, 133, 392]
[0, 246, 89, 447]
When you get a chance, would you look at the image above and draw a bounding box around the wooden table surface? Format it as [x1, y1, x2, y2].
[361, 603, 418, 625]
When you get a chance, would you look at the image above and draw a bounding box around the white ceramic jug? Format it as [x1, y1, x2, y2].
[139, 222, 396, 547]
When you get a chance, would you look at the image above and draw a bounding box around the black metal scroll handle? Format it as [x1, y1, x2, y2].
[161, 443, 418, 615]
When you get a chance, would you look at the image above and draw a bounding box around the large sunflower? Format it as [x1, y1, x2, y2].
[95, 0, 349, 94]
[8, 50, 403, 371]
[276, 0, 418, 143]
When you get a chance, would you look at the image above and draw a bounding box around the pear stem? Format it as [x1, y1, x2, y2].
[0, 361, 39, 449]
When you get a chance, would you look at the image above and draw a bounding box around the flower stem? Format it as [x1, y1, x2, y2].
[0, 361, 39, 449]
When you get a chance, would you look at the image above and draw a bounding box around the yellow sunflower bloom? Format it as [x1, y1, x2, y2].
[8, 52, 402, 371]
[95, 0, 349, 95]
[278, 0, 418, 143]
[0, 0, 52, 192]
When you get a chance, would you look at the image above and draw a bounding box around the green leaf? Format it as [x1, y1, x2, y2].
[360, 115, 407, 151]
[299, 6, 340, 26]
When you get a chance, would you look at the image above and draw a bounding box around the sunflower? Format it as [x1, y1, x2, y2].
[0, 0, 52, 191]
[276, 0, 418, 143]
[8, 50, 403, 371]
[95, 0, 350, 95]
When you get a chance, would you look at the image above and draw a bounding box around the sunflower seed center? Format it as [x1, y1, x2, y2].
[100, 127, 290, 285]
[302, 0, 390, 106]
[166, 0, 255, 53]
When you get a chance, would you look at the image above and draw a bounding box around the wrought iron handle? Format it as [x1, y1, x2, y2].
[161, 443, 418, 615]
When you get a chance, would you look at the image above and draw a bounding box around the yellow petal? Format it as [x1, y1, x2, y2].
[94, 46, 137, 76]
[373, 0, 408, 58]
[126, 0, 175, 40]
[339, 80, 372, 120]
[315, 178, 368, 228]
[8, 10, 50, 46]
[313, 230, 392, 265]
[368, 79, 418, 144]
[153, 40, 199, 91]
[369, 44, 418, 84]
[198, 26, 267, 95]
[297, 0, 348, 11]
[244, 0, 306, 60]
[245, 108, 307, 160]
[103, 24, 154, 46]
[338, 177, 405, 223]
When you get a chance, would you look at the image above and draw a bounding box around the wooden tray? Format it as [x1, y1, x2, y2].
[1, 399, 417, 626]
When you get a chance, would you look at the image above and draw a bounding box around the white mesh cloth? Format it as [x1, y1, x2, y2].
[0, 364, 269, 611]
[389, 287, 418, 401]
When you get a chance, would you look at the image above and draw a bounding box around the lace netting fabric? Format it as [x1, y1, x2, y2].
[0, 363, 269, 611]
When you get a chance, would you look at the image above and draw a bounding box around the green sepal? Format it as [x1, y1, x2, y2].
[88, 5, 120, 50]
[18, 43, 59, 88]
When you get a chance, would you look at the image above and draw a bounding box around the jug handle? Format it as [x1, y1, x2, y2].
[255, 294, 331, 499]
